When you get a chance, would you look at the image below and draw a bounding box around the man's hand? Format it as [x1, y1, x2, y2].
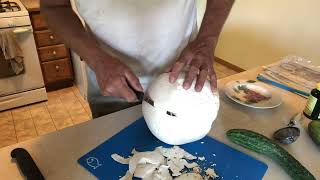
[168, 0, 234, 92]
[167, 37, 217, 92]
[93, 55, 143, 102]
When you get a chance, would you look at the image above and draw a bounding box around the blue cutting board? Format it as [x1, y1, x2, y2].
[78, 117, 268, 180]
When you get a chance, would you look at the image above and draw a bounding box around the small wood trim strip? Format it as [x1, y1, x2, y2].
[215, 56, 245, 73]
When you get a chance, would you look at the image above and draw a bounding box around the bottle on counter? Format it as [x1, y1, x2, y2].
[303, 83, 320, 120]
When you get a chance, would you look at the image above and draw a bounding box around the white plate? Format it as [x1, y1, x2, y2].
[224, 80, 282, 109]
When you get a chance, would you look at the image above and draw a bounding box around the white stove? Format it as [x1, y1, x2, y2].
[0, 0, 47, 111]
[0, 0, 28, 18]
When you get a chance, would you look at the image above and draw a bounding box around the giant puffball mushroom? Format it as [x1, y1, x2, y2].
[142, 73, 220, 145]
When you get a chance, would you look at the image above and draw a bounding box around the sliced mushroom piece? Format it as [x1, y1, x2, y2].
[129, 151, 165, 173]
[111, 154, 130, 164]
[184, 151, 197, 160]
[131, 148, 139, 155]
[156, 146, 192, 160]
[205, 168, 219, 179]
[152, 165, 173, 180]
[119, 171, 133, 180]
[167, 158, 186, 177]
[174, 173, 204, 180]
[134, 163, 159, 179]
[181, 159, 198, 169]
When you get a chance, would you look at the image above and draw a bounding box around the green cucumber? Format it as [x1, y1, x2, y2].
[308, 120, 320, 145]
[226, 129, 315, 180]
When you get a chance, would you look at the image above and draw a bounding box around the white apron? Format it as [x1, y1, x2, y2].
[74, 0, 198, 116]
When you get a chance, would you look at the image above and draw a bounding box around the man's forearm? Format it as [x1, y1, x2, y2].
[197, 0, 234, 47]
[40, 1, 109, 70]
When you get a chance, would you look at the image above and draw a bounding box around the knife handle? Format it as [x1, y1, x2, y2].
[11, 148, 45, 180]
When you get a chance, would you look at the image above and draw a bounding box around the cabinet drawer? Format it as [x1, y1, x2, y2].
[31, 14, 48, 30]
[35, 30, 63, 47]
[42, 58, 73, 83]
[38, 44, 68, 62]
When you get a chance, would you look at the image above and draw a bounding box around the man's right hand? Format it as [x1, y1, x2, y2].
[92, 55, 143, 102]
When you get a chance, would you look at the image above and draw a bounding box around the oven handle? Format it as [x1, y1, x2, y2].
[13, 27, 33, 34]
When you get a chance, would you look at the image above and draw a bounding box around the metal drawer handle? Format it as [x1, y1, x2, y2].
[55, 65, 60, 71]
[49, 35, 54, 40]
[52, 51, 57, 55]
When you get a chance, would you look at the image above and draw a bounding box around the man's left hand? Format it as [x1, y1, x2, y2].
[167, 37, 217, 92]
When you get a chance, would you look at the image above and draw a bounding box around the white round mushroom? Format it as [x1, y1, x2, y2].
[142, 73, 220, 145]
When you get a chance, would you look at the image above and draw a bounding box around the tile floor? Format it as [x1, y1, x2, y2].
[0, 62, 238, 148]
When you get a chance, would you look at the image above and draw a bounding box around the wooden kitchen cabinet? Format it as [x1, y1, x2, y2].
[30, 11, 74, 90]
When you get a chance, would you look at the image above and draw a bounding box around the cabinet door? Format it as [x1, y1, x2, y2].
[31, 14, 48, 30]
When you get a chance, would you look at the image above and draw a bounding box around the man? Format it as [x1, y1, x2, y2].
[41, 0, 234, 118]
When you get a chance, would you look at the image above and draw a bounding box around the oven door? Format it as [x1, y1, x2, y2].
[0, 26, 45, 97]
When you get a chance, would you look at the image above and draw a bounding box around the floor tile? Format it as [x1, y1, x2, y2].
[57, 87, 74, 95]
[14, 118, 38, 142]
[214, 63, 238, 75]
[30, 106, 57, 134]
[12, 107, 32, 122]
[46, 102, 74, 130]
[0, 110, 13, 123]
[30, 106, 52, 125]
[16, 129, 38, 142]
[36, 122, 56, 136]
[215, 70, 230, 79]
[46, 91, 61, 105]
[0, 115, 17, 148]
[52, 117, 74, 130]
[71, 113, 90, 125]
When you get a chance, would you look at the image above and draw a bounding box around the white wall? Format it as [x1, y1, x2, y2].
[198, 0, 320, 70]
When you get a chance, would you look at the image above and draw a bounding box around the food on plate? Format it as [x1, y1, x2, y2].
[234, 84, 271, 104]
[112, 146, 219, 180]
[142, 73, 220, 145]
[226, 129, 316, 180]
[308, 120, 320, 145]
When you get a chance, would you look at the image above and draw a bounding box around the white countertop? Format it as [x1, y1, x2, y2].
[0, 67, 319, 179]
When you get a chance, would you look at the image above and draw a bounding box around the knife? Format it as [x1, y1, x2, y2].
[126, 79, 145, 102]
[11, 148, 45, 180]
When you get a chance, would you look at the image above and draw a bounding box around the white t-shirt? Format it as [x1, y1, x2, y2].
[75, 0, 198, 88]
